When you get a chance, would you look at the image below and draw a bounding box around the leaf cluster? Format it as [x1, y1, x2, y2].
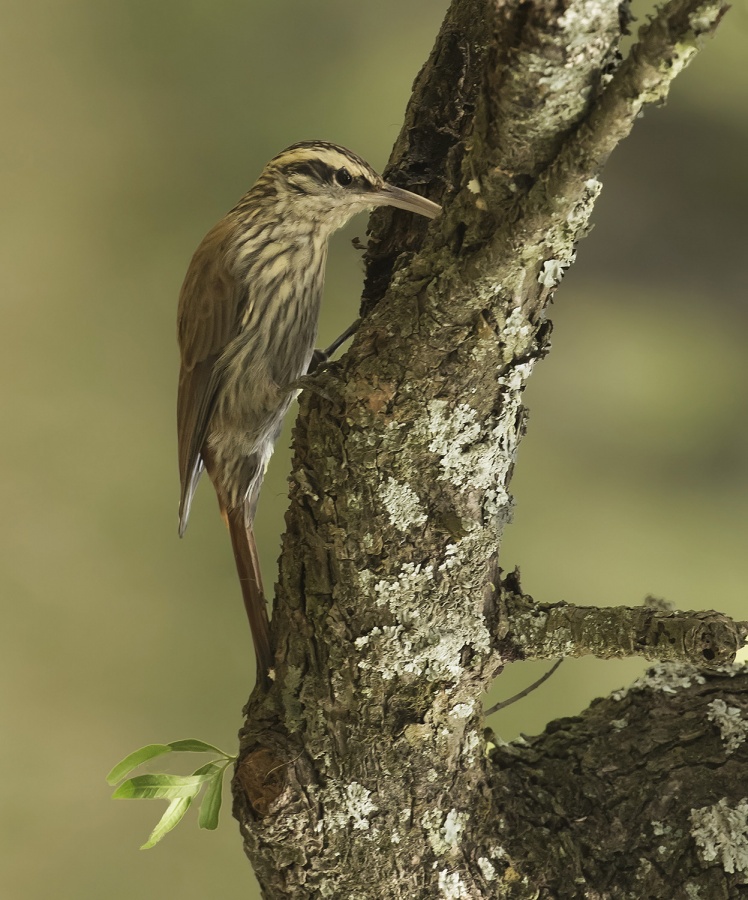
[106, 739, 235, 849]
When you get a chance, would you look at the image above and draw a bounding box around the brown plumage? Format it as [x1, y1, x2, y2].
[177, 141, 440, 684]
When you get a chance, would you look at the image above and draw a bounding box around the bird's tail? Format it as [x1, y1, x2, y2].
[225, 506, 273, 686]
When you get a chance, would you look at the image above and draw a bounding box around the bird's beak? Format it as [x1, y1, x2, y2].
[371, 183, 441, 220]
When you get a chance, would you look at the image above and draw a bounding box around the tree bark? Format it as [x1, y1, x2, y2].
[231, 0, 747, 896]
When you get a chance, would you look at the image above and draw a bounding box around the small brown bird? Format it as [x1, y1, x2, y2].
[177, 141, 440, 683]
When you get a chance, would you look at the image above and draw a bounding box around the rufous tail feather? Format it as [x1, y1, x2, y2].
[226, 507, 272, 686]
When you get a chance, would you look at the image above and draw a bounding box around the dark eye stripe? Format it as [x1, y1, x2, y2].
[285, 159, 334, 183]
[282, 156, 380, 192]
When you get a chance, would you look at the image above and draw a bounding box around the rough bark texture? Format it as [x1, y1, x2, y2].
[231, 0, 746, 897]
[486, 664, 748, 899]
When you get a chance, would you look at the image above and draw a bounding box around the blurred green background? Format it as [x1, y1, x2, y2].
[1, 0, 746, 896]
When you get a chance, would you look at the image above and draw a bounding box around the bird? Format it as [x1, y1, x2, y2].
[176, 141, 441, 685]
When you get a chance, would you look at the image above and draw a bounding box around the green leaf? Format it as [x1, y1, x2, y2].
[192, 762, 222, 777]
[168, 739, 232, 757]
[109, 738, 236, 848]
[198, 763, 228, 830]
[106, 744, 173, 785]
[112, 773, 214, 800]
[140, 796, 193, 850]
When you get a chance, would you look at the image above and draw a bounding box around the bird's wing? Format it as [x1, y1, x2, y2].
[176, 218, 243, 535]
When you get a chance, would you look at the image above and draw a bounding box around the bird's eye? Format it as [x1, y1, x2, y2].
[335, 167, 352, 187]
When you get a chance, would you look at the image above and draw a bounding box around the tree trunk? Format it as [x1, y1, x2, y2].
[231, 0, 747, 896]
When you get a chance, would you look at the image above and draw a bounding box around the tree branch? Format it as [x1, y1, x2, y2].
[519, 0, 729, 256]
[496, 570, 748, 667]
[486, 663, 748, 897]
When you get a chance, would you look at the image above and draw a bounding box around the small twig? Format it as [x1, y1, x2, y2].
[485, 659, 564, 716]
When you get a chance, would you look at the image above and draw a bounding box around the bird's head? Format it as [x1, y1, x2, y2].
[257, 141, 441, 233]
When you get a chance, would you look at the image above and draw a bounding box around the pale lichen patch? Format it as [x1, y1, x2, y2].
[498, 361, 534, 395]
[357, 532, 493, 681]
[425, 400, 517, 522]
[380, 476, 428, 530]
[611, 663, 706, 700]
[477, 857, 497, 881]
[690, 798, 748, 874]
[450, 701, 475, 719]
[422, 808, 466, 855]
[538, 258, 567, 288]
[329, 781, 378, 833]
[570, 178, 602, 229]
[373, 560, 434, 616]
[688, 5, 722, 31]
[443, 809, 467, 848]
[438, 869, 469, 899]
[504, 0, 619, 153]
[427, 401, 484, 486]
[423, 808, 447, 853]
[502, 307, 534, 348]
[533, 174, 603, 293]
[706, 699, 748, 754]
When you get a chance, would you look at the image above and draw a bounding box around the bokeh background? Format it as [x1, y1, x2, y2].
[2, 0, 746, 896]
